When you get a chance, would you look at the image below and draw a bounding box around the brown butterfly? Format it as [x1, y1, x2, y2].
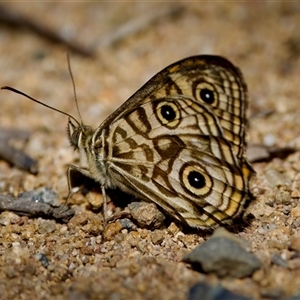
[2, 55, 254, 229]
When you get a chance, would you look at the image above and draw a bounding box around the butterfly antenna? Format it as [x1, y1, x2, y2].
[66, 53, 84, 128]
[1, 86, 80, 126]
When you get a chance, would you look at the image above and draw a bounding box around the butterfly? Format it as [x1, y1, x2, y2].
[2, 55, 254, 229]
[67, 55, 254, 229]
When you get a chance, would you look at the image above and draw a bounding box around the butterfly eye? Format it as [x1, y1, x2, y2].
[69, 130, 81, 150]
[200, 88, 215, 104]
[155, 100, 180, 128]
[181, 164, 212, 196]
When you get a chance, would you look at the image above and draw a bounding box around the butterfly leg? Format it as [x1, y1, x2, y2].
[101, 185, 108, 228]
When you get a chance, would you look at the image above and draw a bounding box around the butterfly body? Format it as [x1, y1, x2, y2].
[68, 55, 254, 229]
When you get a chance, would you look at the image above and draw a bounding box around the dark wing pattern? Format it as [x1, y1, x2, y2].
[92, 55, 254, 228]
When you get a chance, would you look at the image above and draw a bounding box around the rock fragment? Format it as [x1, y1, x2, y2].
[183, 228, 261, 278]
[188, 282, 251, 300]
[128, 202, 165, 229]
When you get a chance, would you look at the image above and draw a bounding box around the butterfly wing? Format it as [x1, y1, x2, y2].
[96, 55, 248, 159]
[98, 96, 251, 228]
[92, 55, 253, 228]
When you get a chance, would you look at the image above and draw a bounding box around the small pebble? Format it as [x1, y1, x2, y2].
[271, 254, 289, 268]
[0, 211, 20, 226]
[119, 218, 137, 231]
[68, 213, 89, 229]
[83, 214, 103, 236]
[38, 220, 56, 234]
[86, 190, 103, 210]
[128, 202, 165, 229]
[150, 230, 165, 245]
[257, 223, 277, 234]
[137, 240, 150, 254]
[4, 242, 30, 264]
[274, 190, 291, 205]
[80, 246, 93, 256]
[167, 222, 180, 236]
[34, 253, 49, 268]
[103, 221, 123, 241]
[291, 206, 300, 218]
[291, 190, 300, 198]
[183, 228, 261, 278]
[126, 231, 141, 247]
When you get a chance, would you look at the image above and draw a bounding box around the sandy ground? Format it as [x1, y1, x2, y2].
[1, 2, 300, 299]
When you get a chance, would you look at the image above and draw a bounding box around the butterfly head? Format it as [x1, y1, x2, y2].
[68, 118, 94, 151]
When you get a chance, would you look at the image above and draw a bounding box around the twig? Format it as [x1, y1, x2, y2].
[0, 128, 38, 174]
[0, 192, 74, 223]
[247, 143, 296, 163]
[97, 5, 184, 48]
[0, 5, 94, 58]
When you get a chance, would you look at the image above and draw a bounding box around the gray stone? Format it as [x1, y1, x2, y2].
[183, 229, 261, 278]
[188, 282, 251, 300]
[19, 187, 60, 207]
[34, 253, 49, 268]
